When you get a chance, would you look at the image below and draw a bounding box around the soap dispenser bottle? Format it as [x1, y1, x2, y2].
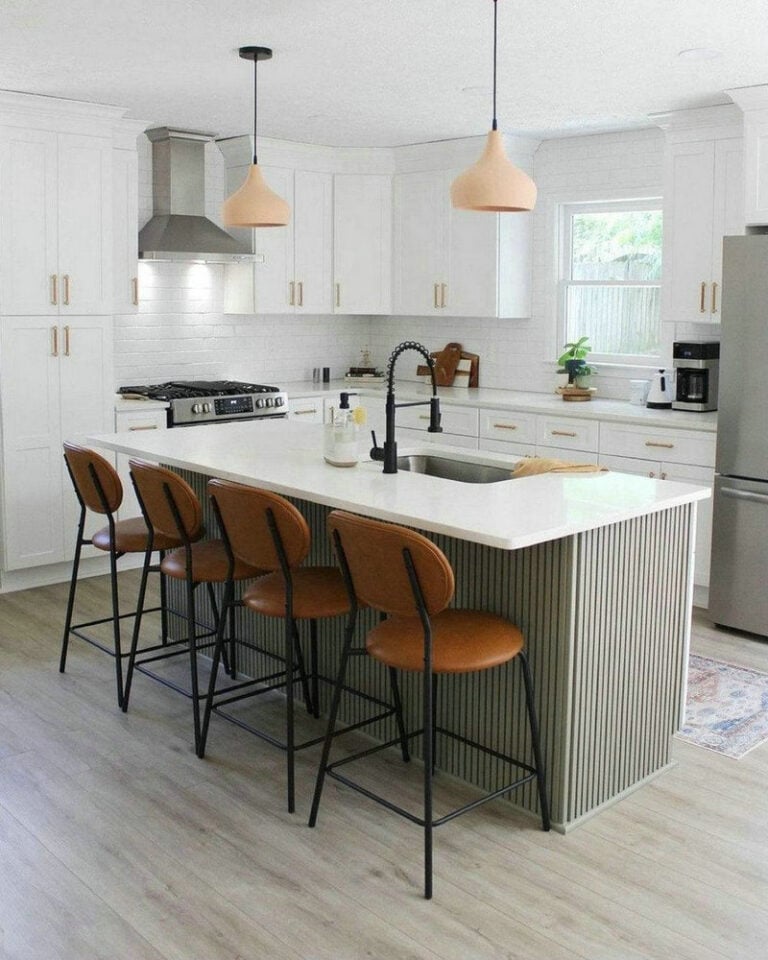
[324, 392, 359, 467]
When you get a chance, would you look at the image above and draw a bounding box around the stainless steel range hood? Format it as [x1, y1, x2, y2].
[138, 128, 256, 263]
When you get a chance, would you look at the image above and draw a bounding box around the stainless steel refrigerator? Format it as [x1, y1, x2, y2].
[708, 235, 768, 637]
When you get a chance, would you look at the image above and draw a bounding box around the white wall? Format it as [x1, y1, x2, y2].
[116, 128, 671, 396]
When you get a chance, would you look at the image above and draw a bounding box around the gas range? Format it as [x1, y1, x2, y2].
[117, 380, 289, 427]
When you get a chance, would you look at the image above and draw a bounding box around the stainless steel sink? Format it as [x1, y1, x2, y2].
[396, 454, 512, 484]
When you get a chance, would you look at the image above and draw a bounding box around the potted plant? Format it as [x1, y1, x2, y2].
[557, 337, 597, 385]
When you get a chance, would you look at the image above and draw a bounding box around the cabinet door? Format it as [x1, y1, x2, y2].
[113, 147, 139, 314]
[57, 134, 113, 315]
[334, 174, 392, 315]
[709, 137, 744, 311]
[447, 198, 499, 318]
[0, 317, 64, 568]
[294, 170, 333, 313]
[253, 165, 295, 314]
[664, 140, 716, 324]
[393, 171, 445, 315]
[114, 409, 168, 520]
[0, 127, 59, 315]
[661, 461, 713, 589]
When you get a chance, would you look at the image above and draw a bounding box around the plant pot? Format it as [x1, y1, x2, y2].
[564, 359, 586, 384]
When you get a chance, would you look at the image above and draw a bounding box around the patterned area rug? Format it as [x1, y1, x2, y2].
[677, 655, 768, 759]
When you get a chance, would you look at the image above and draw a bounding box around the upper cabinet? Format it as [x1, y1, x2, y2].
[656, 106, 744, 325]
[391, 140, 534, 318]
[112, 135, 140, 314]
[0, 127, 113, 316]
[333, 173, 392, 315]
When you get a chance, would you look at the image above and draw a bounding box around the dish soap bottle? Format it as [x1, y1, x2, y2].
[324, 404, 359, 467]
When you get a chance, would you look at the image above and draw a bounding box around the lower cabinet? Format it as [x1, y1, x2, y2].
[0, 315, 113, 570]
[114, 407, 168, 520]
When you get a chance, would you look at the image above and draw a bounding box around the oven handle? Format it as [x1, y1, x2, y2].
[169, 413, 289, 427]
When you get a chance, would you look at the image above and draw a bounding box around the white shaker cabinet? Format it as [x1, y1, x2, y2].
[657, 106, 743, 325]
[0, 127, 113, 316]
[0, 315, 114, 570]
[333, 173, 392, 314]
[112, 144, 140, 314]
[223, 164, 333, 315]
[392, 167, 532, 318]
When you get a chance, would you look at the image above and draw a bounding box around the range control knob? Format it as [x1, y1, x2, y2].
[265, 397, 274, 407]
[192, 403, 202, 414]
[274, 396, 284, 407]
[255, 398, 265, 409]
[203, 403, 211, 413]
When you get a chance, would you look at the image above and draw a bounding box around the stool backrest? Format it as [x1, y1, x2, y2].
[208, 479, 310, 571]
[327, 510, 454, 617]
[129, 459, 203, 542]
[63, 443, 122, 514]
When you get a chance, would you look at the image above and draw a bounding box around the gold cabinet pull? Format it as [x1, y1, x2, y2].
[648, 470, 656, 478]
[433, 283, 440, 308]
[493, 423, 518, 430]
[289, 281, 296, 306]
[63, 325, 70, 357]
[128, 424, 158, 431]
[131, 277, 139, 306]
[293, 407, 317, 416]
[711, 281, 718, 314]
[62, 274, 71, 306]
[51, 325, 58, 357]
[297, 281, 304, 307]
[645, 440, 674, 449]
[699, 281, 706, 313]
[335, 282, 341, 308]
[441, 283, 447, 308]
[552, 429, 577, 437]
[660, 471, 667, 480]
[50, 274, 58, 306]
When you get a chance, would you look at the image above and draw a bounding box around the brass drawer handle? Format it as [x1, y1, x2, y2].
[51, 325, 58, 357]
[63, 274, 71, 306]
[289, 281, 295, 306]
[50, 274, 58, 305]
[297, 281, 304, 307]
[335, 282, 341, 308]
[293, 407, 317, 416]
[493, 423, 518, 430]
[552, 430, 577, 437]
[433, 283, 440, 309]
[645, 441, 674, 449]
[128, 424, 158, 431]
[711, 281, 718, 314]
[441, 283, 447, 308]
[699, 281, 706, 313]
[132, 276, 139, 306]
[63, 325, 70, 357]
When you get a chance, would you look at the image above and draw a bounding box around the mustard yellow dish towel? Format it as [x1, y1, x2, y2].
[511, 456, 608, 478]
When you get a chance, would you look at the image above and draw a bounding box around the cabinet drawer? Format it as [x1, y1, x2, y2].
[397, 426, 478, 450]
[600, 422, 715, 467]
[479, 408, 537, 443]
[479, 437, 537, 459]
[536, 415, 599, 452]
[115, 409, 168, 432]
[397, 403, 479, 437]
[288, 397, 324, 423]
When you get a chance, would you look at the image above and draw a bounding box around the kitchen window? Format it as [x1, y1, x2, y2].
[558, 199, 663, 364]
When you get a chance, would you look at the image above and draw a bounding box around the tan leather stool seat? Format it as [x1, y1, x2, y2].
[92, 516, 182, 554]
[243, 567, 349, 620]
[161, 539, 262, 583]
[366, 609, 524, 674]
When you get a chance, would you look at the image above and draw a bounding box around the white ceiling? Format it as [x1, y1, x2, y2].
[1, 0, 767, 146]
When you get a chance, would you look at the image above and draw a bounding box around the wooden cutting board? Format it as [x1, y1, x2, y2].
[432, 342, 463, 386]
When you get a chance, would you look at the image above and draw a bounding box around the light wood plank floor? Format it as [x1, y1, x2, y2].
[1, 572, 767, 959]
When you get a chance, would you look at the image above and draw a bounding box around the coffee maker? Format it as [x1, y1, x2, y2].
[672, 341, 719, 411]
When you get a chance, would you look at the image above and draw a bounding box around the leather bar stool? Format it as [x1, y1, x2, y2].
[200, 479, 407, 814]
[124, 460, 263, 754]
[60, 443, 182, 708]
[309, 510, 551, 900]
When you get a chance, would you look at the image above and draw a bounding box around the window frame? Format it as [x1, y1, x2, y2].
[558, 197, 663, 367]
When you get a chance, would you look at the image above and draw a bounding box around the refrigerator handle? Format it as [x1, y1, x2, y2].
[721, 487, 768, 505]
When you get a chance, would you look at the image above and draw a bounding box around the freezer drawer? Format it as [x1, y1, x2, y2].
[708, 475, 768, 636]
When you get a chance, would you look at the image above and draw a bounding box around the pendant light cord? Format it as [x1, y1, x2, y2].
[492, 0, 498, 131]
[252, 56, 259, 165]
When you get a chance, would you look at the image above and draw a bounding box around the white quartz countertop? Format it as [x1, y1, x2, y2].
[282, 379, 718, 433]
[89, 419, 710, 551]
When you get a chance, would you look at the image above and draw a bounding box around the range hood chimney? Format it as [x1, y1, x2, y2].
[138, 127, 255, 262]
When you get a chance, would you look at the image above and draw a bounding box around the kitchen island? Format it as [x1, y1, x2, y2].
[90, 419, 709, 830]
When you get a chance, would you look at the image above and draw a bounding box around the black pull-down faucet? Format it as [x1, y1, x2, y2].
[369, 341, 442, 473]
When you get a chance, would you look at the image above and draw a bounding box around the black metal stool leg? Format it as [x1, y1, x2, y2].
[310, 618, 320, 719]
[291, 620, 314, 716]
[388, 667, 411, 763]
[285, 614, 296, 813]
[159, 551, 170, 644]
[519, 651, 550, 832]
[199, 580, 234, 758]
[308, 615, 357, 828]
[60, 510, 86, 675]
[423, 663, 434, 901]
[122, 544, 154, 713]
[188, 577, 202, 755]
[206, 582, 230, 676]
[108, 544, 125, 708]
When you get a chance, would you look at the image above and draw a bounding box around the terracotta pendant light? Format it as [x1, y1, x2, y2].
[222, 46, 290, 227]
[450, 0, 536, 212]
